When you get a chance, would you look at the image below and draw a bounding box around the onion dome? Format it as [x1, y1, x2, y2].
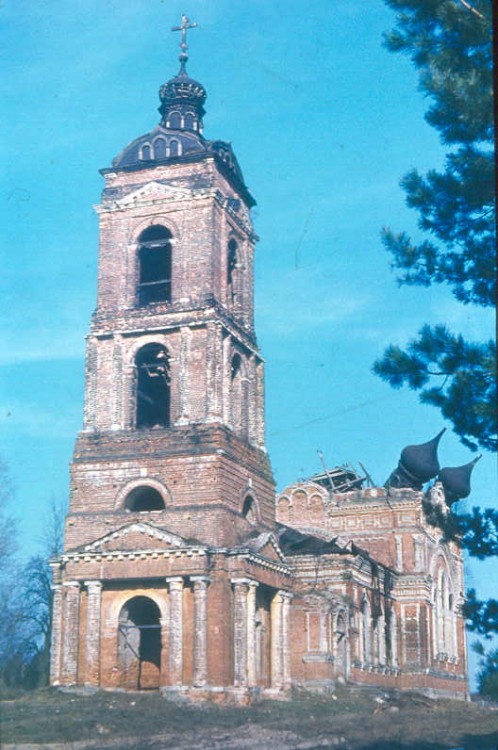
[438, 455, 482, 504]
[158, 67, 207, 132]
[385, 429, 445, 490]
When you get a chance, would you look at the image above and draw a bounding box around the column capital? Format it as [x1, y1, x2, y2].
[85, 580, 103, 591]
[190, 575, 211, 584]
[63, 580, 81, 590]
[280, 590, 293, 601]
[231, 577, 253, 587]
[166, 576, 184, 586]
[51, 583, 63, 592]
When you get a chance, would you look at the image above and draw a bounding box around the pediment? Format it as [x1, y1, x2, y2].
[115, 181, 195, 208]
[246, 532, 286, 564]
[77, 523, 189, 554]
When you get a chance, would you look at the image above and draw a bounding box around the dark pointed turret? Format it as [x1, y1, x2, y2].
[438, 455, 481, 504]
[385, 429, 446, 490]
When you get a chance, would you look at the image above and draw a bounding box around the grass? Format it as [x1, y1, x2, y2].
[1, 685, 498, 749]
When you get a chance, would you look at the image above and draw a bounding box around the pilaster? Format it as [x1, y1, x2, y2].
[84, 580, 102, 686]
[166, 576, 184, 685]
[61, 581, 81, 684]
[49, 584, 63, 685]
[191, 575, 210, 687]
[231, 578, 250, 687]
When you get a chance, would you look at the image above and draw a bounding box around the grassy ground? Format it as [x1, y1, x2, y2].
[1, 685, 498, 750]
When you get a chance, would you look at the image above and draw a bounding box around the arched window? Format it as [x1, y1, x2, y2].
[140, 144, 151, 161]
[169, 111, 181, 129]
[242, 494, 256, 524]
[154, 138, 166, 160]
[135, 344, 170, 429]
[169, 139, 180, 157]
[137, 225, 172, 306]
[124, 486, 165, 512]
[118, 596, 161, 690]
[184, 113, 194, 130]
[227, 239, 238, 303]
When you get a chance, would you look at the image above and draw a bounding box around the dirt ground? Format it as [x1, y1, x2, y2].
[1, 685, 498, 750]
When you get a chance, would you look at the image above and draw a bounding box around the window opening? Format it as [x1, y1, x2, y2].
[137, 226, 172, 306]
[169, 139, 180, 157]
[169, 111, 181, 129]
[141, 144, 151, 160]
[227, 239, 238, 303]
[242, 494, 256, 523]
[184, 113, 194, 130]
[125, 486, 165, 512]
[118, 596, 161, 690]
[136, 344, 170, 429]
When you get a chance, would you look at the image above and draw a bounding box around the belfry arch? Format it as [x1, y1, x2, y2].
[117, 596, 162, 690]
[135, 343, 170, 429]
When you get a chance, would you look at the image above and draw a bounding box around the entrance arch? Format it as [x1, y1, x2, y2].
[118, 596, 162, 689]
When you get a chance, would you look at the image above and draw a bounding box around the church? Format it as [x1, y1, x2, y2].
[49, 18, 473, 701]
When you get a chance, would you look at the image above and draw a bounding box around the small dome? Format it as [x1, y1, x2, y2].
[400, 429, 446, 484]
[439, 456, 481, 504]
[158, 65, 207, 130]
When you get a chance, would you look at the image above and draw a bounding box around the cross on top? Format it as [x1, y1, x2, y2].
[171, 14, 198, 61]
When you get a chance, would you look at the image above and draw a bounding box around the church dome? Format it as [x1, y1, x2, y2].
[159, 68, 207, 127]
[438, 456, 481, 504]
[399, 429, 445, 484]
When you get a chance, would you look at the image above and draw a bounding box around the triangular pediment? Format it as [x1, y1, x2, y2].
[75, 523, 190, 554]
[115, 181, 195, 208]
[246, 532, 286, 563]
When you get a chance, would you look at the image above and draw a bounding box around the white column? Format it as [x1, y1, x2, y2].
[271, 592, 284, 688]
[232, 578, 250, 687]
[84, 581, 102, 686]
[166, 577, 184, 685]
[191, 576, 210, 687]
[62, 581, 81, 684]
[50, 584, 63, 685]
[247, 581, 259, 687]
[281, 592, 292, 688]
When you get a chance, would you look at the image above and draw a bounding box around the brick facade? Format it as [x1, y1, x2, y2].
[50, 48, 468, 701]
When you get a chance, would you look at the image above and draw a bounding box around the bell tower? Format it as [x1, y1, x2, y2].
[66, 19, 274, 551]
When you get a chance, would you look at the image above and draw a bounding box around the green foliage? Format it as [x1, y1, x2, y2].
[473, 643, 498, 700]
[376, 0, 496, 452]
[374, 325, 497, 451]
[464, 590, 498, 636]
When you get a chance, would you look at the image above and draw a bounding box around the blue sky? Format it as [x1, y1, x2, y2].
[1, 0, 495, 686]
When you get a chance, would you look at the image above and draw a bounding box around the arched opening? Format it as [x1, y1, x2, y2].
[124, 486, 165, 512]
[184, 113, 194, 130]
[227, 239, 238, 303]
[137, 225, 172, 306]
[242, 494, 256, 524]
[141, 144, 151, 160]
[154, 138, 166, 159]
[169, 139, 180, 157]
[118, 596, 161, 690]
[169, 111, 181, 129]
[135, 344, 170, 429]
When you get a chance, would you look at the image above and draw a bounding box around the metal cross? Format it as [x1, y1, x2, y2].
[171, 14, 198, 55]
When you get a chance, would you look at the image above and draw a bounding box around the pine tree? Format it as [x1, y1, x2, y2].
[374, 0, 496, 453]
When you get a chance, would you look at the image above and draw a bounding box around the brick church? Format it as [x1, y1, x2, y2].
[50, 18, 476, 700]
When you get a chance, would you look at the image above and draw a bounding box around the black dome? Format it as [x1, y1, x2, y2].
[400, 429, 446, 484]
[439, 456, 481, 504]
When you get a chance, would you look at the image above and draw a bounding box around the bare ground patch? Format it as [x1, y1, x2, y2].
[1, 686, 497, 750]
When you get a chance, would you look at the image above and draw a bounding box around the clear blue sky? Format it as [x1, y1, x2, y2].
[1, 0, 495, 687]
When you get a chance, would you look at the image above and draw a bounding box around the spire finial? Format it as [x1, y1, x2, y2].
[171, 14, 198, 72]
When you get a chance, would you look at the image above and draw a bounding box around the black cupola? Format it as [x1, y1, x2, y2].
[385, 429, 446, 490]
[438, 456, 481, 504]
